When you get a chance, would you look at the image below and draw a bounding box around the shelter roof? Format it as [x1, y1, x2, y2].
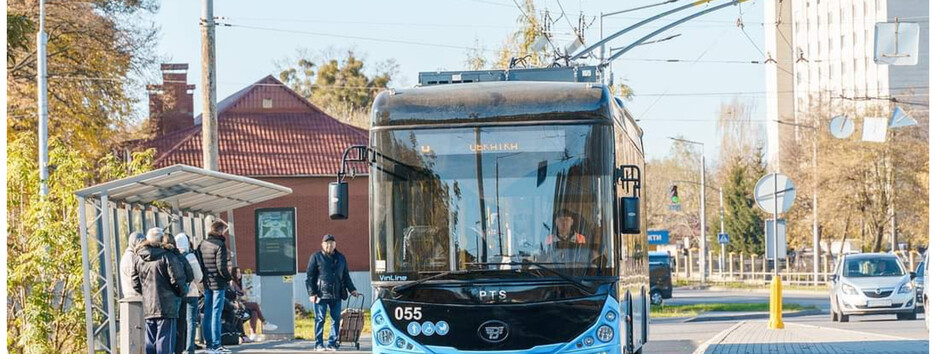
[75, 164, 293, 214]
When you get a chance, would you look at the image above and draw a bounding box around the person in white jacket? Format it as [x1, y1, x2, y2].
[175, 233, 203, 354]
[120, 232, 145, 298]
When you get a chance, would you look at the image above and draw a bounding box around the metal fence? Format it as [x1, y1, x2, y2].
[671, 249, 925, 286]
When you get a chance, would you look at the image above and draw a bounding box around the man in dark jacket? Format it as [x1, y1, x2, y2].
[198, 220, 233, 353]
[306, 234, 359, 351]
[132, 228, 187, 354]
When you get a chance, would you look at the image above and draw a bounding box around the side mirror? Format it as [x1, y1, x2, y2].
[329, 182, 349, 220]
[830, 274, 838, 282]
[910, 271, 917, 280]
[620, 197, 640, 234]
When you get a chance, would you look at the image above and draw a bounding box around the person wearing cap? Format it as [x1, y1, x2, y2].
[305, 234, 359, 351]
[120, 231, 146, 298]
[132, 228, 186, 354]
[198, 220, 233, 354]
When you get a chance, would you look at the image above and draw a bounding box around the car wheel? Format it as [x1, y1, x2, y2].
[650, 290, 664, 306]
[898, 312, 916, 321]
[840, 313, 850, 323]
[830, 297, 840, 322]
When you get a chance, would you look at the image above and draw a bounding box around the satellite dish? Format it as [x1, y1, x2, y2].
[829, 115, 855, 139]
[754, 173, 796, 214]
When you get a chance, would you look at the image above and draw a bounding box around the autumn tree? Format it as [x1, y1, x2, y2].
[7, 0, 159, 352]
[278, 50, 397, 128]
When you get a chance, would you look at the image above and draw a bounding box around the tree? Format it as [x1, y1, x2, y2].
[645, 140, 709, 248]
[6, 0, 159, 352]
[722, 154, 766, 255]
[278, 50, 397, 128]
[780, 96, 928, 254]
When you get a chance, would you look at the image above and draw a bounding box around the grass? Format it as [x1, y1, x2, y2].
[650, 302, 818, 318]
[294, 310, 372, 341]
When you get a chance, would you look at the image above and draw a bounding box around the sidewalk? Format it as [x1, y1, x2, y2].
[694, 320, 929, 354]
[228, 337, 372, 354]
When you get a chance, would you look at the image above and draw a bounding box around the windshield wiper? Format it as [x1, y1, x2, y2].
[391, 269, 498, 294]
[465, 260, 595, 293]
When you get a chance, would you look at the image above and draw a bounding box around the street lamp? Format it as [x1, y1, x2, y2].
[669, 137, 707, 284]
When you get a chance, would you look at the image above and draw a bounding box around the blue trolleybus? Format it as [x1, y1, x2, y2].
[330, 68, 649, 353]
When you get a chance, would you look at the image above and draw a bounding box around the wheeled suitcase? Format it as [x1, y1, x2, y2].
[338, 294, 366, 350]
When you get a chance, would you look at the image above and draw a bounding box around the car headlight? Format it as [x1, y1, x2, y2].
[596, 325, 614, 342]
[842, 284, 859, 295]
[899, 282, 914, 294]
[376, 328, 395, 346]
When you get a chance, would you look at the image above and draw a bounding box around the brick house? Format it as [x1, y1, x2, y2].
[136, 64, 371, 306]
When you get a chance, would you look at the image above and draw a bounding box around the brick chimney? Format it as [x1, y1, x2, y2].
[147, 63, 195, 136]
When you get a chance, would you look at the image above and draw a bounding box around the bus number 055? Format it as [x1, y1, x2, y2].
[394, 307, 422, 320]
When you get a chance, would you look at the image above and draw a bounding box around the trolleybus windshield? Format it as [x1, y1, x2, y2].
[371, 124, 615, 281]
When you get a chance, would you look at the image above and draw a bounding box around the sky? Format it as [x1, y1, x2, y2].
[147, 0, 769, 161]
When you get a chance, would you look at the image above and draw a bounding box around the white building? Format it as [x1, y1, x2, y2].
[764, 0, 929, 169]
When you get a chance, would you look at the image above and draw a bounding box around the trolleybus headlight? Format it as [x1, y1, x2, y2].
[604, 311, 617, 322]
[396, 338, 407, 348]
[376, 329, 395, 346]
[596, 325, 614, 342]
[583, 336, 595, 346]
[374, 314, 385, 325]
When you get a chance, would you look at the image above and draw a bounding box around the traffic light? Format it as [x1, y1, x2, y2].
[669, 185, 680, 205]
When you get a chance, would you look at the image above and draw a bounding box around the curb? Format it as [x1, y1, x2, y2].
[683, 309, 824, 323]
[692, 320, 746, 354]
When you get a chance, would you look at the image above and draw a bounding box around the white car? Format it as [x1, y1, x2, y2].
[829, 253, 917, 322]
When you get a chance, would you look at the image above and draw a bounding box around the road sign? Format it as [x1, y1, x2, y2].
[862, 117, 888, 142]
[888, 106, 918, 128]
[765, 219, 787, 260]
[874, 21, 920, 66]
[717, 233, 729, 245]
[829, 115, 855, 139]
[754, 173, 796, 214]
[648, 230, 670, 245]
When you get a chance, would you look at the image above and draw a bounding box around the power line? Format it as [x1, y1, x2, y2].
[222, 23, 482, 51]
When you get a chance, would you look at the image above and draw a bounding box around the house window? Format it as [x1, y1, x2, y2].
[262, 98, 273, 109]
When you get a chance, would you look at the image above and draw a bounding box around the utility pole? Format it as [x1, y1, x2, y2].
[812, 120, 819, 286]
[700, 151, 707, 284]
[38, 0, 49, 197]
[201, 0, 219, 171]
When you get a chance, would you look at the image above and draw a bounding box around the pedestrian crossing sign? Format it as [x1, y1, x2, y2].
[718, 233, 729, 244]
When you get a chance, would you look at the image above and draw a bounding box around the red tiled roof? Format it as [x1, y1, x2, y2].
[136, 75, 368, 176]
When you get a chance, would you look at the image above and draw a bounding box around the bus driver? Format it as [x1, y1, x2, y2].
[545, 209, 586, 248]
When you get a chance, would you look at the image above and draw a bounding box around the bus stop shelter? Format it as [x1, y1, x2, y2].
[74, 164, 292, 354]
